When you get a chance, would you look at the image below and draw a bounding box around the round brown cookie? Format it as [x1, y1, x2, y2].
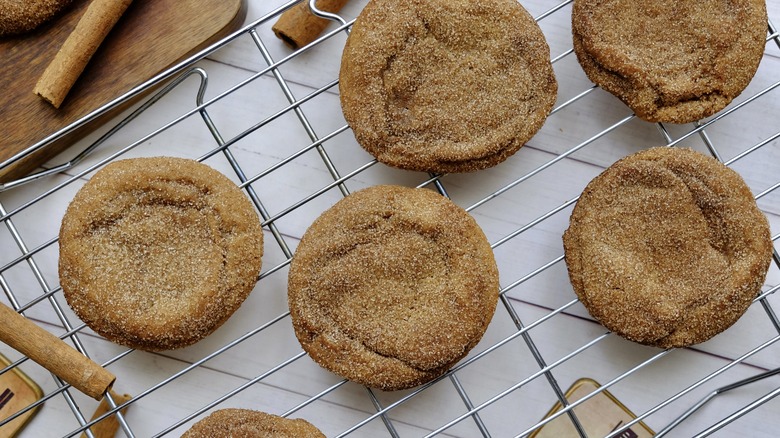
[59, 157, 264, 351]
[182, 409, 325, 438]
[0, 0, 74, 36]
[572, 0, 767, 124]
[339, 0, 557, 173]
[288, 185, 500, 390]
[563, 147, 772, 348]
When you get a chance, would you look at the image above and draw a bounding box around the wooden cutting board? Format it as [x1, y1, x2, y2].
[0, 0, 247, 183]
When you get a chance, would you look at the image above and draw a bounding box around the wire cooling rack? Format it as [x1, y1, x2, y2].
[1, 0, 779, 436]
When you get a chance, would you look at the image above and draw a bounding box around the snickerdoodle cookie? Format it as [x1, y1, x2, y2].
[59, 157, 263, 351]
[288, 185, 499, 390]
[182, 409, 325, 437]
[572, 0, 767, 123]
[0, 0, 74, 36]
[339, 0, 557, 173]
[563, 147, 772, 348]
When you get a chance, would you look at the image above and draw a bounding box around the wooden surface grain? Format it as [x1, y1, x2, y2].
[0, 0, 246, 182]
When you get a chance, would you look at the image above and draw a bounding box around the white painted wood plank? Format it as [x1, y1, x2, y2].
[0, 326, 437, 437]
[7, 301, 779, 437]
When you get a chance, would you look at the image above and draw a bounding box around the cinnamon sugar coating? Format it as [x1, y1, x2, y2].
[572, 0, 767, 123]
[563, 147, 772, 348]
[288, 185, 500, 390]
[182, 409, 325, 438]
[0, 0, 74, 36]
[339, 0, 557, 173]
[59, 157, 263, 351]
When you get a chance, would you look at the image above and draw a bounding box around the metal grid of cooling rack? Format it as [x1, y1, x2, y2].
[1, 0, 780, 436]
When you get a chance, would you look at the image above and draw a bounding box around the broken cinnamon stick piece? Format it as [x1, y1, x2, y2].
[272, 0, 349, 50]
[0, 302, 115, 400]
[80, 390, 132, 438]
[33, 0, 134, 108]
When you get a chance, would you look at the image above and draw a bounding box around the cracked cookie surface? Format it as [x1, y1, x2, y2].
[288, 185, 499, 390]
[572, 0, 766, 123]
[339, 0, 557, 173]
[59, 157, 263, 351]
[563, 147, 772, 348]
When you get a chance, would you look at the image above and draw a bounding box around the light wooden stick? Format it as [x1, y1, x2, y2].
[272, 0, 350, 50]
[33, 0, 134, 108]
[0, 303, 115, 400]
[80, 390, 132, 438]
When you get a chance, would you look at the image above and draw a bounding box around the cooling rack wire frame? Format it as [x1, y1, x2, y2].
[1, 0, 779, 436]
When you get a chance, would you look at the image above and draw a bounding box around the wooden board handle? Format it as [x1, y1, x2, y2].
[0, 303, 115, 400]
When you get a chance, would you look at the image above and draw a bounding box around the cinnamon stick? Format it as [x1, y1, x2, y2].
[272, 0, 350, 50]
[0, 303, 115, 400]
[33, 0, 134, 108]
[80, 390, 132, 438]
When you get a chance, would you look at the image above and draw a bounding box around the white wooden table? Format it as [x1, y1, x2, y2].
[1, 0, 779, 436]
